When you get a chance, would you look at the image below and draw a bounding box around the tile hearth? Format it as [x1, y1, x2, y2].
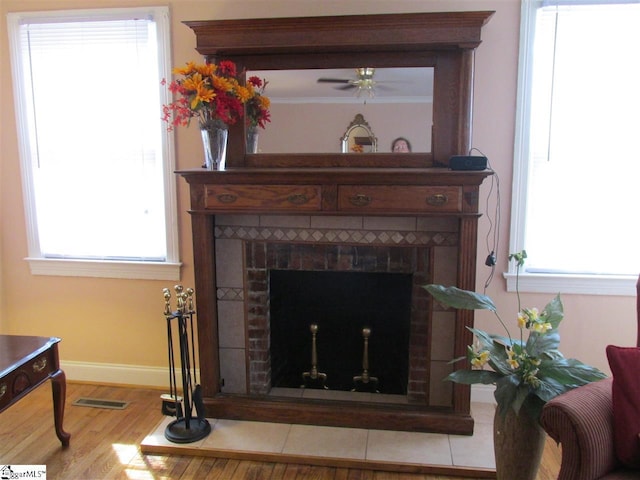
[141, 402, 496, 478]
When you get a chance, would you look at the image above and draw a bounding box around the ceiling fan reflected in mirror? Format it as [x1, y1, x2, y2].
[317, 67, 392, 97]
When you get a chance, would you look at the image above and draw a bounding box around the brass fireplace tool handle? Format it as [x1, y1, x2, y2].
[352, 327, 379, 392]
[301, 324, 327, 389]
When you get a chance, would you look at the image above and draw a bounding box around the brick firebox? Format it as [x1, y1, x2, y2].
[246, 242, 433, 402]
[214, 215, 460, 408]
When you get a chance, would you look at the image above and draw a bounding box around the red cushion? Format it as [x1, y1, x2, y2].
[606, 345, 640, 468]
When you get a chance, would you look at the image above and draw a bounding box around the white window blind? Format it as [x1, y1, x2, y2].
[8, 8, 180, 279]
[509, 0, 640, 293]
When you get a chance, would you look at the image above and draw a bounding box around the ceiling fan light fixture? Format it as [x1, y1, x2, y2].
[356, 67, 375, 79]
[355, 84, 376, 98]
[354, 67, 376, 97]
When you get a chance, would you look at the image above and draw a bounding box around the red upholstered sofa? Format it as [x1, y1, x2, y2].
[540, 275, 640, 480]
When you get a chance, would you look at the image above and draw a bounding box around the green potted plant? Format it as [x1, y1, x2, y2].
[423, 251, 606, 480]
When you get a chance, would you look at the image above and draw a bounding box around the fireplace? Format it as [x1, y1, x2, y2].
[179, 9, 493, 436]
[215, 215, 460, 409]
[251, 245, 416, 399]
[180, 168, 491, 435]
[269, 269, 412, 394]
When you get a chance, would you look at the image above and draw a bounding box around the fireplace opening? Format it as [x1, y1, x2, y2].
[269, 270, 412, 394]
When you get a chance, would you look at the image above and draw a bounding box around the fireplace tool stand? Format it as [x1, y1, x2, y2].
[353, 327, 379, 392]
[163, 285, 211, 443]
[301, 323, 328, 389]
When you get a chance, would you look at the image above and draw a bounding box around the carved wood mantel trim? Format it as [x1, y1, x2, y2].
[184, 11, 494, 56]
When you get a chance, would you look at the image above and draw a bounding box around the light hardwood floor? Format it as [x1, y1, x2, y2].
[0, 382, 562, 479]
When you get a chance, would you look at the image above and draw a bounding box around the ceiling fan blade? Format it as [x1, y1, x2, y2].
[317, 78, 352, 83]
[375, 80, 410, 85]
[336, 84, 357, 90]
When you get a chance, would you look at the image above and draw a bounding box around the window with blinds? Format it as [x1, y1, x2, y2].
[7, 7, 180, 280]
[509, 0, 640, 294]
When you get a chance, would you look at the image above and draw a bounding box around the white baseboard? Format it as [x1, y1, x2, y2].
[471, 384, 496, 404]
[60, 360, 171, 388]
[61, 360, 498, 406]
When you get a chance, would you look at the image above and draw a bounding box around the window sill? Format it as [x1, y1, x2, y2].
[503, 272, 637, 296]
[26, 257, 182, 281]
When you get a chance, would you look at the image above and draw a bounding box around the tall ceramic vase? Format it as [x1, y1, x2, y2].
[493, 408, 546, 480]
[200, 121, 228, 170]
[246, 126, 259, 154]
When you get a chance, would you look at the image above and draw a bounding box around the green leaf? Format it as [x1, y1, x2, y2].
[512, 383, 532, 413]
[531, 360, 607, 403]
[485, 332, 522, 350]
[526, 330, 560, 357]
[508, 250, 527, 267]
[533, 377, 570, 402]
[446, 369, 501, 385]
[539, 359, 607, 386]
[447, 355, 468, 365]
[494, 375, 520, 416]
[520, 395, 545, 421]
[423, 285, 496, 311]
[542, 295, 564, 329]
[541, 349, 565, 362]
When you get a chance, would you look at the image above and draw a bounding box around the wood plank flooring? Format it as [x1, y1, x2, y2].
[0, 382, 562, 479]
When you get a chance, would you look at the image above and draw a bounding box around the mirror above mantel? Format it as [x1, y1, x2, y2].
[184, 10, 494, 168]
[249, 67, 433, 154]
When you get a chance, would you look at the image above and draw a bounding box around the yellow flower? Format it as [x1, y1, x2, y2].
[524, 370, 541, 387]
[235, 85, 252, 103]
[517, 312, 527, 329]
[195, 63, 216, 77]
[532, 322, 552, 333]
[173, 61, 197, 75]
[212, 76, 234, 92]
[182, 73, 204, 92]
[259, 96, 271, 109]
[471, 350, 490, 368]
[506, 347, 519, 369]
[193, 85, 216, 107]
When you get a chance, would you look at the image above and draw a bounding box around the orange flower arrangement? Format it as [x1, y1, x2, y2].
[245, 76, 271, 129]
[162, 60, 250, 129]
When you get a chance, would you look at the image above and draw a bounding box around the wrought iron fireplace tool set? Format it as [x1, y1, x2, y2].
[162, 285, 211, 443]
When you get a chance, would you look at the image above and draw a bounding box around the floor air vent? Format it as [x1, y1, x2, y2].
[72, 397, 129, 410]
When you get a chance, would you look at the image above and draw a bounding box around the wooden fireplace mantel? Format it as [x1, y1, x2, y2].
[179, 10, 494, 435]
[179, 167, 493, 435]
[179, 167, 491, 216]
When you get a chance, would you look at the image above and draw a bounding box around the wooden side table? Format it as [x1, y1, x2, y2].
[0, 335, 70, 446]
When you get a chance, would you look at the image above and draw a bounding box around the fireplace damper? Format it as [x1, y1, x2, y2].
[269, 270, 412, 394]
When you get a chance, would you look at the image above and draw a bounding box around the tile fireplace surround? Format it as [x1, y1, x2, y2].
[214, 214, 460, 409]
